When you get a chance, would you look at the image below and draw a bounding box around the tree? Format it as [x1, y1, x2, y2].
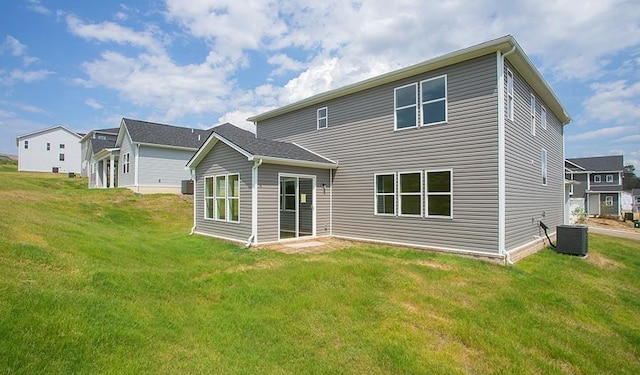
[623, 165, 640, 190]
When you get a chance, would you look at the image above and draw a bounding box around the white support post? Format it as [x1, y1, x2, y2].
[109, 154, 115, 188]
[102, 160, 107, 189]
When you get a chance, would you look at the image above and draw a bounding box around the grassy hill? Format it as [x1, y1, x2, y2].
[1, 163, 639, 374]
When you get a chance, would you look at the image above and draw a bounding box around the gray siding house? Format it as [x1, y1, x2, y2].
[565, 155, 624, 217]
[89, 118, 211, 194]
[79, 128, 119, 177]
[188, 35, 571, 263]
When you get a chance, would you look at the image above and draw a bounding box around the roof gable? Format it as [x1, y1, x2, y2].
[16, 125, 81, 143]
[567, 155, 624, 172]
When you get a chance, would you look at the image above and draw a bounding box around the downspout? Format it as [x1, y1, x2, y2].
[329, 169, 333, 236]
[497, 45, 517, 265]
[190, 168, 197, 235]
[246, 158, 263, 248]
[134, 143, 140, 194]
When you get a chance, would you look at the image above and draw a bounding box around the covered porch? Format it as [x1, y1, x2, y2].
[92, 148, 120, 189]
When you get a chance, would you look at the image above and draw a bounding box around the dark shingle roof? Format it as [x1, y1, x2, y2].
[90, 138, 116, 154]
[96, 127, 120, 134]
[211, 123, 334, 165]
[123, 118, 211, 149]
[566, 155, 623, 172]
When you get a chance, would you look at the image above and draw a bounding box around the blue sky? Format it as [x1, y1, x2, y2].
[1, 0, 639, 168]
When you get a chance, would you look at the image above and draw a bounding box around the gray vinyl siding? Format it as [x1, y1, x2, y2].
[599, 193, 619, 216]
[194, 142, 252, 242]
[590, 173, 622, 189]
[118, 135, 135, 187]
[138, 146, 194, 187]
[567, 173, 588, 198]
[257, 164, 331, 243]
[504, 61, 564, 251]
[257, 54, 500, 253]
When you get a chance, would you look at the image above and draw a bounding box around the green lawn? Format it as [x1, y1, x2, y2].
[1, 161, 639, 374]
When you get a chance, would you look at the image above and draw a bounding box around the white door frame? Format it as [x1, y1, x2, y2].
[278, 173, 316, 241]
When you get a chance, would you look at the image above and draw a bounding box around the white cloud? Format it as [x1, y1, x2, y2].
[2, 36, 26, 56]
[567, 126, 632, 141]
[583, 80, 640, 123]
[0, 69, 53, 85]
[26, 0, 51, 15]
[267, 54, 305, 76]
[217, 110, 256, 133]
[85, 98, 103, 110]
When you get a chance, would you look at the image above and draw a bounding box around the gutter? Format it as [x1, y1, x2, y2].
[497, 44, 517, 265]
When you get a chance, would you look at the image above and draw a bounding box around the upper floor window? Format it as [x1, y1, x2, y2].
[46, 143, 50, 151]
[317, 107, 328, 130]
[59, 144, 65, 149]
[399, 172, 422, 216]
[420, 75, 447, 126]
[24, 140, 29, 149]
[122, 153, 130, 173]
[530, 94, 536, 136]
[636, 196, 640, 205]
[594, 175, 601, 183]
[541, 149, 547, 186]
[97, 135, 107, 140]
[506, 69, 514, 121]
[606, 174, 614, 183]
[541, 106, 547, 130]
[375, 173, 396, 215]
[394, 83, 418, 130]
[59, 153, 65, 161]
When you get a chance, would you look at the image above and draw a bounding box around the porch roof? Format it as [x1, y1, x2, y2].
[187, 123, 337, 169]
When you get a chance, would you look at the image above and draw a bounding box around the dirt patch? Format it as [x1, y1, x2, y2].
[588, 217, 637, 232]
[585, 253, 625, 270]
[224, 261, 284, 273]
[260, 238, 357, 254]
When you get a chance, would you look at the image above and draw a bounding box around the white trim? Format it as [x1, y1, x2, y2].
[541, 106, 547, 130]
[564, 159, 585, 170]
[134, 143, 140, 190]
[317, 107, 328, 130]
[251, 159, 262, 244]
[394, 82, 418, 130]
[252, 155, 336, 169]
[203, 175, 215, 220]
[506, 68, 514, 122]
[329, 169, 333, 236]
[425, 169, 453, 219]
[193, 231, 246, 245]
[605, 174, 613, 183]
[398, 171, 423, 217]
[15, 125, 82, 141]
[374, 172, 396, 216]
[419, 74, 448, 126]
[604, 195, 614, 206]
[497, 48, 514, 257]
[277, 173, 317, 241]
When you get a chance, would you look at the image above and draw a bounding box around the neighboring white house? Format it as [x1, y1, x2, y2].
[16, 125, 82, 173]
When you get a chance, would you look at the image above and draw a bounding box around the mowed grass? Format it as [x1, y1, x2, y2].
[1, 161, 639, 374]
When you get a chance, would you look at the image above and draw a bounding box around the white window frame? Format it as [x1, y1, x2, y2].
[530, 93, 536, 136]
[204, 176, 215, 220]
[122, 153, 130, 174]
[398, 171, 423, 217]
[280, 178, 296, 212]
[605, 174, 613, 183]
[541, 149, 547, 186]
[507, 69, 514, 121]
[594, 175, 601, 183]
[204, 174, 240, 223]
[374, 173, 396, 216]
[394, 83, 418, 131]
[317, 107, 328, 130]
[425, 169, 453, 219]
[227, 174, 240, 223]
[420, 74, 448, 126]
[214, 175, 227, 221]
[59, 153, 65, 162]
[605, 195, 613, 206]
[541, 106, 547, 130]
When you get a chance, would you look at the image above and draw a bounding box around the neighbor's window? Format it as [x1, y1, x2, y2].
[394, 83, 418, 130]
[541, 149, 547, 186]
[541, 106, 547, 130]
[317, 107, 328, 130]
[60, 143, 65, 149]
[605, 195, 613, 206]
[46, 142, 50, 151]
[228, 174, 239, 222]
[530, 94, 536, 136]
[59, 153, 65, 161]
[281, 179, 296, 211]
[425, 170, 452, 217]
[606, 174, 614, 183]
[399, 172, 422, 216]
[24, 140, 29, 149]
[375, 173, 396, 215]
[215, 176, 226, 220]
[507, 69, 514, 121]
[122, 153, 130, 173]
[420, 75, 447, 126]
[636, 197, 640, 205]
[204, 176, 214, 219]
[594, 175, 601, 183]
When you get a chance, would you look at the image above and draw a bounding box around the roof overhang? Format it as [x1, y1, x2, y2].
[251, 155, 337, 169]
[247, 35, 571, 125]
[565, 159, 586, 170]
[94, 147, 121, 160]
[564, 179, 580, 185]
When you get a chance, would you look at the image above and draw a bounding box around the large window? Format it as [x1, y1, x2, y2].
[420, 75, 447, 125]
[122, 153, 130, 173]
[317, 107, 328, 129]
[281, 178, 296, 211]
[507, 69, 514, 121]
[205, 174, 240, 222]
[375, 174, 395, 215]
[399, 172, 422, 216]
[425, 170, 452, 217]
[394, 83, 418, 130]
[541, 149, 547, 186]
[530, 94, 536, 136]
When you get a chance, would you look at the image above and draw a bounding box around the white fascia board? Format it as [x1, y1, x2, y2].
[565, 159, 585, 170]
[254, 155, 337, 169]
[136, 142, 198, 152]
[16, 125, 82, 141]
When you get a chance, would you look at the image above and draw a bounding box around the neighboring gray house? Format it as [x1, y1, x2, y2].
[16, 125, 82, 173]
[188, 35, 571, 263]
[565, 155, 624, 217]
[79, 128, 119, 177]
[89, 118, 211, 194]
[631, 188, 640, 213]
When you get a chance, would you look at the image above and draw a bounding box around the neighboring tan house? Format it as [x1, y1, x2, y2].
[565, 155, 624, 217]
[16, 125, 82, 173]
[187, 35, 571, 263]
[79, 128, 119, 177]
[89, 118, 211, 194]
